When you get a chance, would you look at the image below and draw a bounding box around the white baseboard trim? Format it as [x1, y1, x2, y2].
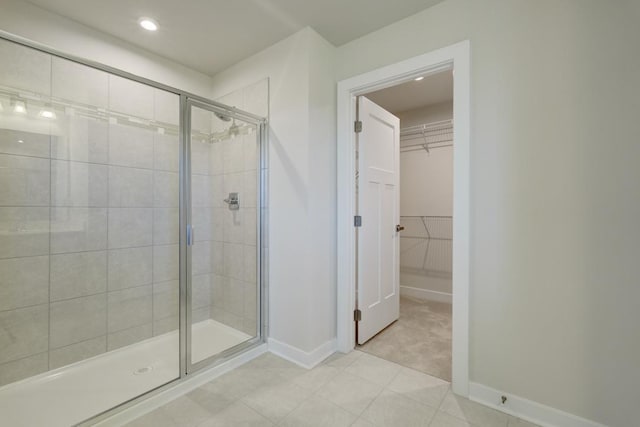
[97, 344, 268, 427]
[468, 382, 606, 427]
[400, 285, 452, 304]
[268, 337, 337, 369]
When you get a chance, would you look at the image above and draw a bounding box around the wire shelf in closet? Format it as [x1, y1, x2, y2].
[400, 119, 453, 153]
[399, 216, 452, 278]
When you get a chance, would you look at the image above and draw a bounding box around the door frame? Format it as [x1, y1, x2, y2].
[181, 97, 268, 375]
[336, 41, 471, 396]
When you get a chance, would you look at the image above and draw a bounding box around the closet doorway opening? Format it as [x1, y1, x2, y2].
[355, 70, 454, 381]
[336, 41, 470, 396]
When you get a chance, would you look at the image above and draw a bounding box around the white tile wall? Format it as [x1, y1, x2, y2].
[108, 246, 153, 291]
[51, 160, 108, 207]
[108, 75, 154, 120]
[52, 57, 108, 108]
[154, 89, 179, 126]
[0, 129, 51, 158]
[0, 304, 48, 364]
[0, 154, 50, 206]
[153, 244, 179, 282]
[109, 166, 153, 207]
[50, 251, 107, 301]
[108, 123, 154, 169]
[49, 336, 106, 369]
[0, 38, 51, 95]
[107, 208, 153, 249]
[50, 207, 108, 253]
[49, 295, 106, 349]
[51, 116, 108, 163]
[152, 208, 179, 245]
[0, 256, 49, 311]
[153, 133, 179, 172]
[108, 324, 153, 351]
[107, 285, 152, 333]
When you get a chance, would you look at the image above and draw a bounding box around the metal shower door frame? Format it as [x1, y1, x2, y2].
[180, 97, 267, 376]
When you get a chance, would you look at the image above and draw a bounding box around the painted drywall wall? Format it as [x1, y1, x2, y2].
[396, 103, 453, 299]
[397, 102, 453, 217]
[338, 1, 640, 426]
[0, 0, 211, 94]
[210, 28, 337, 354]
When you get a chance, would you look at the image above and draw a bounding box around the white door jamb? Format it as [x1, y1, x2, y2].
[336, 40, 471, 397]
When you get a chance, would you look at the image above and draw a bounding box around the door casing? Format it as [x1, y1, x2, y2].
[336, 41, 471, 396]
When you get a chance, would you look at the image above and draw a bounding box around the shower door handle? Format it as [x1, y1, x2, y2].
[187, 225, 195, 246]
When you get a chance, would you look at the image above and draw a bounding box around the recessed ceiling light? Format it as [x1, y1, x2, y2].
[139, 17, 158, 31]
[414, 76, 424, 81]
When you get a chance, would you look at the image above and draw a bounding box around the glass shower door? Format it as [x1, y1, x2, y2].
[186, 100, 261, 369]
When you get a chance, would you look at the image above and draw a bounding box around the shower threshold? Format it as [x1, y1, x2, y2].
[0, 319, 250, 427]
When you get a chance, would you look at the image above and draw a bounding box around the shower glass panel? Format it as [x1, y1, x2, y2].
[188, 101, 260, 367]
[0, 37, 180, 426]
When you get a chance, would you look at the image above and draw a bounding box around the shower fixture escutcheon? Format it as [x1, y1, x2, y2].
[224, 192, 240, 210]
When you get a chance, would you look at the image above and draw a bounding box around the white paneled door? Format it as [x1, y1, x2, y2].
[356, 96, 400, 344]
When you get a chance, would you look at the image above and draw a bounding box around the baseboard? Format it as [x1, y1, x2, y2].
[268, 337, 337, 369]
[400, 285, 452, 304]
[96, 344, 268, 426]
[468, 382, 606, 427]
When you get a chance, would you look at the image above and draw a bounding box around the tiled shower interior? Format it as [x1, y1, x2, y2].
[0, 36, 268, 389]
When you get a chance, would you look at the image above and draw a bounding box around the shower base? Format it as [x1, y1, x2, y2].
[0, 319, 250, 427]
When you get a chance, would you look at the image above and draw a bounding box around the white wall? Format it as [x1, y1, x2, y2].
[397, 102, 453, 217]
[337, 1, 640, 426]
[396, 103, 453, 299]
[0, 0, 211, 94]
[210, 28, 337, 355]
[397, 101, 453, 128]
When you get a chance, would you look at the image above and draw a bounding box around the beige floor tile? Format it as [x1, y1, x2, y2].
[200, 364, 285, 399]
[243, 352, 306, 380]
[321, 349, 363, 368]
[316, 371, 383, 415]
[197, 401, 274, 426]
[279, 395, 357, 427]
[361, 389, 436, 427]
[241, 380, 312, 422]
[291, 364, 340, 391]
[344, 352, 403, 386]
[387, 367, 450, 408]
[161, 395, 213, 427]
[507, 416, 541, 427]
[124, 408, 177, 427]
[186, 387, 235, 416]
[358, 297, 452, 381]
[428, 411, 472, 427]
[439, 392, 509, 427]
[351, 418, 377, 427]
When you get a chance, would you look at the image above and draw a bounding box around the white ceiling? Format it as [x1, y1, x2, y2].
[25, 0, 444, 75]
[365, 70, 453, 113]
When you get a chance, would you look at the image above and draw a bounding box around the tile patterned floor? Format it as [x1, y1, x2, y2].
[126, 351, 539, 427]
[358, 296, 453, 381]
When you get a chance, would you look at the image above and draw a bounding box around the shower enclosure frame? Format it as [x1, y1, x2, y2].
[0, 30, 268, 425]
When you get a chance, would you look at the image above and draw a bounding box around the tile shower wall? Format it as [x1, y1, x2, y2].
[0, 39, 180, 386]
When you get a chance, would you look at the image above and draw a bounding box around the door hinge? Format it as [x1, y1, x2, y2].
[354, 309, 362, 322]
[354, 215, 362, 227]
[354, 120, 362, 133]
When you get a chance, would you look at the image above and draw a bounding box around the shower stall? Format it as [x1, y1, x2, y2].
[0, 33, 267, 426]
